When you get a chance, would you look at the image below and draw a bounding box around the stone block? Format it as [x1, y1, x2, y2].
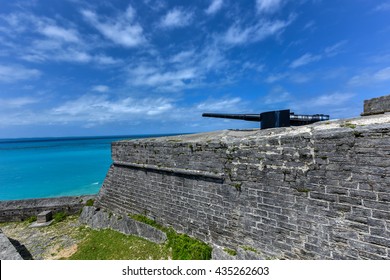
[37, 210, 52, 223]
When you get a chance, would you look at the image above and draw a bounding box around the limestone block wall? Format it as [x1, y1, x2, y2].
[97, 114, 390, 259]
[362, 94, 390, 116]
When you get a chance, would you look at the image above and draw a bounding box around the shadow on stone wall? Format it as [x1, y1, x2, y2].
[8, 238, 33, 260]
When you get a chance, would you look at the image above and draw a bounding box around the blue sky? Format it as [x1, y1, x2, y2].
[1, 0, 390, 138]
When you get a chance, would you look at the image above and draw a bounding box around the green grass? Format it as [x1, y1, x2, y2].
[223, 248, 237, 256]
[68, 228, 170, 260]
[130, 214, 212, 260]
[85, 199, 94, 206]
[26, 215, 37, 223]
[53, 211, 67, 223]
[165, 228, 212, 260]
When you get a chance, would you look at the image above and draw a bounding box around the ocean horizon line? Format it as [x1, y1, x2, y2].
[0, 132, 193, 144]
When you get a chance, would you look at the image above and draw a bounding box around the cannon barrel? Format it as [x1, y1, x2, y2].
[203, 110, 329, 129]
[202, 113, 261, 122]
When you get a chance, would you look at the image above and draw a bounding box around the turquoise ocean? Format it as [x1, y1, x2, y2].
[0, 135, 169, 201]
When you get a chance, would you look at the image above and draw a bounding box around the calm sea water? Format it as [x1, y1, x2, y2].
[0, 135, 170, 201]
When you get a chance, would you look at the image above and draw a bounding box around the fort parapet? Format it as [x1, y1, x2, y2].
[96, 95, 390, 259]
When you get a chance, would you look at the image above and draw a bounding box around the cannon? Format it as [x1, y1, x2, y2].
[202, 109, 329, 129]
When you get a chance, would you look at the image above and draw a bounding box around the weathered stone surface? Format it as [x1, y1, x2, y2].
[79, 206, 167, 244]
[37, 210, 52, 223]
[362, 94, 390, 116]
[212, 245, 266, 260]
[97, 112, 390, 260]
[0, 229, 23, 260]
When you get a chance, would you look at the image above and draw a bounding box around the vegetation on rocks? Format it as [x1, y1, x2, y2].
[0, 212, 212, 260]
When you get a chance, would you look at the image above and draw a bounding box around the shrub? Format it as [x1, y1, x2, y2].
[26, 216, 37, 223]
[85, 199, 95, 206]
[53, 211, 67, 223]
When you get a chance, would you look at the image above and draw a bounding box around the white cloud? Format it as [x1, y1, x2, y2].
[126, 44, 227, 92]
[0, 65, 41, 83]
[81, 6, 146, 48]
[206, 0, 224, 15]
[128, 65, 197, 91]
[159, 8, 193, 28]
[373, 67, 390, 81]
[94, 55, 122, 65]
[289, 53, 321, 68]
[222, 17, 294, 46]
[50, 95, 174, 125]
[39, 25, 80, 43]
[0, 94, 177, 127]
[92, 85, 110, 92]
[170, 50, 196, 64]
[256, 0, 285, 14]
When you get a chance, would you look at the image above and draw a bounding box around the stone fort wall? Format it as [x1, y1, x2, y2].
[97, 98, 390, 259]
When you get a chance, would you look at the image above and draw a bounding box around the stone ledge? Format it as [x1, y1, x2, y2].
[114, 161, 225, 180]
[79, 206, 167, 244]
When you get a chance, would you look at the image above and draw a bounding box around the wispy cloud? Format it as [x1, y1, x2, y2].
[256, 0, 285, 14]
[349, 67, 390, 86]
[0, 12, 120, 65]
[126, 44, 227, 91]
[307, 92, 355, 107]
[289, 53, 321, 68]
[221, 16, 294, 46]
[324, 40, 347, 57]
[39, 25, 81, 43]
[373, 67, 390, 81]
[289, 92, 355, 117]
[92, 85, 110, 92]
[196, 97, 242, 112]
[373, 2, 390, 12]
[81, 5, 146, 48]
[289, 40, 347, 68]
[159, 8, 193, 28]
[50, 95, 174, 125]
[0, 94, 176, 127]
[0, 97, 40, 108]
[128, 65, 197, 91]
[205, 0, 224, 15]
[0, 65, 41, 83]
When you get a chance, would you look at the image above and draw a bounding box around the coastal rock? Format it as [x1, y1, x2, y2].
[79, 206, 167, 244]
